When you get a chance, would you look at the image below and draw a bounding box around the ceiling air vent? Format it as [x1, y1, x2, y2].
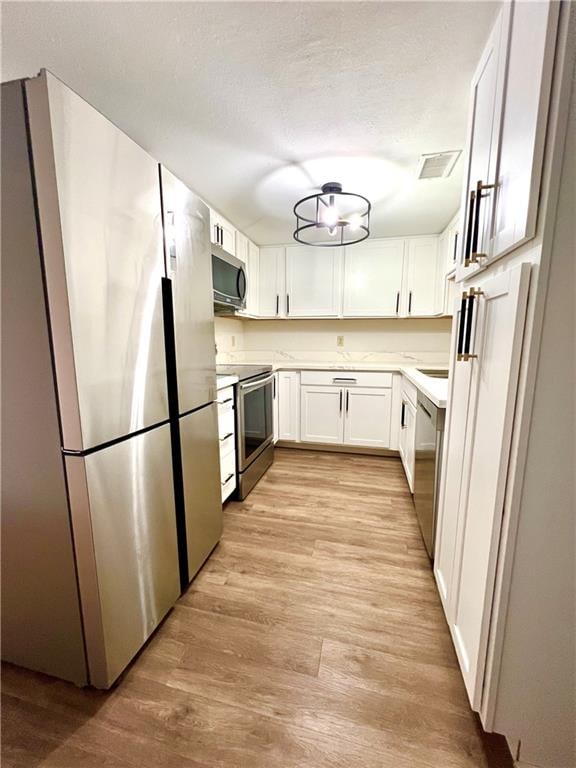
[417, 150, 461, 180]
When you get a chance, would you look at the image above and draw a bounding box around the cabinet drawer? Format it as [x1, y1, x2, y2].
[300, 370, 393, 388]
[219, 431, 235, 458]
[220, 450, 236, 487]
[400, 377, 418, 408]
[221, 472, 236, 502]
[217, 386, 234, 407]
[218, 408, 235, 441]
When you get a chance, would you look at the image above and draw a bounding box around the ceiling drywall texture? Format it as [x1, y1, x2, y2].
[2, 1, 498, 245]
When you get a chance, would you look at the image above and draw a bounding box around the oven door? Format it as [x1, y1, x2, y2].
[237, 374, 274, 472]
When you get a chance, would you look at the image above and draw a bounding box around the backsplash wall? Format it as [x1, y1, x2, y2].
[214, 317, 452, 365]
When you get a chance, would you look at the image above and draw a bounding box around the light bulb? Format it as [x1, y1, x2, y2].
[323, 206, 339, 227]
[348, 213, 362, 231]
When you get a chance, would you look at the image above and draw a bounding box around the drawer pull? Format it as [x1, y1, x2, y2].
[221, 473, 234, 486]
[220, 432, 233, 442]
[332, 377, 357, 383]
[217, 397, 233, 405]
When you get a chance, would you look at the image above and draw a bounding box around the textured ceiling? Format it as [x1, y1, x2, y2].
[2, 1, 498, 245]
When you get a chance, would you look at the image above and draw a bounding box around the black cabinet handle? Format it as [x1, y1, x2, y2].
[464, 292, 476, 356]
[408, 291, 412, 314]
[401, 401, 406, 428]
[395, 291, 400, 314]
[286, 294, 290, 315]
[453, 231, 459, 263]
[457, 293, 467, 359]
[220, 432, 233, 442]
[464, 190, 475, 266]
[345, 390, 349, 414]
[273, 376, 276, 399]
[339, 390, 343, 414]
[276, 294, 279, 315]
[221, 473, 234, 486]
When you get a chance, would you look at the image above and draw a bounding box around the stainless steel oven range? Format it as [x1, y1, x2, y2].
[216, 365, 274, 499]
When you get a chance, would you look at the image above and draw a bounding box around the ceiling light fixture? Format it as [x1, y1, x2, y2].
[293, 182, 370, 247]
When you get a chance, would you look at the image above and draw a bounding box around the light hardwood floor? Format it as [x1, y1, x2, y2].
[2, 449, 512, 767]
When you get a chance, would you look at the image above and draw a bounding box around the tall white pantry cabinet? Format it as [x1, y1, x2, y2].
[434, 3, 574, 768]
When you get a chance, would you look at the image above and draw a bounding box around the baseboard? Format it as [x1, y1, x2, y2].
[275, 440, 400, 458]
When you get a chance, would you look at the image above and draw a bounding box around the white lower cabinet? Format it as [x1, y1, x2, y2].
[272, 372, 279, 443]
[216, 385, 236, 502]
[398, 391, 416, 493]
[299, 371, 392, 449]
[300, 385, 343, 444]
[343, 387, 391, 448]
[434, 263, 531, 711]
[277, 371, 300, 441]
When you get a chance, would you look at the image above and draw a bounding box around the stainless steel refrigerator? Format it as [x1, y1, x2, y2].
[1, 71, 221, 689]
[159, 166, 223, 587]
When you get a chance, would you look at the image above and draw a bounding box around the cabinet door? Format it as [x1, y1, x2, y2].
[456, 8, 508, 281]
[343, 239, 404, 317]
[258, 247, 284, 317]
[272, 373, 279, 443]
[300, 385, 343, 444]
[245, 240, 260, 316]
[437, 264, 531, 710]
[235, 231, 248, 264]
[343, 387, 391, 448]
[491, 1, 559, 259]
[210, 210, 236, 256]
[404, 237, 442, 316]
[399, 398, 416, 493]
[277, 371, 300, 441]
[285, 246, 341, 317]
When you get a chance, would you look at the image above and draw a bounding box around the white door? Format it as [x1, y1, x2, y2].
[456, 7, 508, 281]
[277, 371, 300, 441]
[300, 385, 343, 444]
[404, 237, 442, 316]
[444, 264, 530, 710]
[342, 239, 405, 317]
[343, 387, 391, 448]
[285, 246, 341, 317]
[258, 247, 284, 317]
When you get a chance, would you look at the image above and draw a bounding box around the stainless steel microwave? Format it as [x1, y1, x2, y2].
[212, 245, 246, 311]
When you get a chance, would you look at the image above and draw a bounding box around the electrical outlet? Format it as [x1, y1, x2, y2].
[337, 335, 344, 347]
[231, 335, 236, 347]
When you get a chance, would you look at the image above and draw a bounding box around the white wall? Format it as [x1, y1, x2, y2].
[214, 317, 451, 366]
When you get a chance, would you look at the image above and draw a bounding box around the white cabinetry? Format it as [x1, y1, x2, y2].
[300, 385, 343, 444]
[435, 263, 530, 710]
[343, 239, 404, 317]
[404, 237, 442, 316]
[258, 246, 284, 317]
[210, 209, 236, 256]
[216, 385, 236, 502]
[272, 372, 279, 443]
[343, 387, 391, 448]
[299, 371, 392, 448]
[398, 378, 417, 492]
[456, 2, 558, 280]
[285, 246, 341, 317]
[244, 239, 260, 316]
[277, 370, 300, 441]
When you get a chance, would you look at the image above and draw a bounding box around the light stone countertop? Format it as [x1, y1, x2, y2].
[215, 374, 238, 391]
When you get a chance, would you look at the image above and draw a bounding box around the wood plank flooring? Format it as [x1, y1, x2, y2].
[2, 448, 512, 767]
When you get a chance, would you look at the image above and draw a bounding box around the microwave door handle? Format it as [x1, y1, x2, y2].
[237, 266, 247, 302]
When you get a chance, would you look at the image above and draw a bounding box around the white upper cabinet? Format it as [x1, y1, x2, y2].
[404, 237, 442, 316]
[210, 209, 236, 256]
[245, 239, 260, 316]
[456, 8, 507, 282]
[343, 239, 405, 317]
[491, 1, 559, 258]
[285, 246, 341, 317]
[258, 246, 284, 317]
[456, 0, 559, 280]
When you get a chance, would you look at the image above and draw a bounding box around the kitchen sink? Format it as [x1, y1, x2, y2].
[417, 368, 449, 379]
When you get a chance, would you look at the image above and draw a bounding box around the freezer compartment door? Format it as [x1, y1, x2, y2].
[160, 166, 217, 413]
[65, 424, 180, 688]
[26, 71, 168, 451]
[180, 404, 223, 582]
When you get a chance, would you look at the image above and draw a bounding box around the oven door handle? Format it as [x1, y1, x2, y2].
[239, 374, 275, 392]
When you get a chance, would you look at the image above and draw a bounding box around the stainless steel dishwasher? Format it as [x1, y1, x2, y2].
[414, 391, 446, 560]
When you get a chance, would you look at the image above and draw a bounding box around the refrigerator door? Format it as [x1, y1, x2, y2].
[65, 424, 180, 688]
[160, 166, 217, 413]
[26, 71, 168, 451]
[180, 403, 223, 582]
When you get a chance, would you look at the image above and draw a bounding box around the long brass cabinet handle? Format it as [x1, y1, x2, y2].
[466, 180, 495, 266]
[457, 288, 483, 361]
[457, 294, 467, 358]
